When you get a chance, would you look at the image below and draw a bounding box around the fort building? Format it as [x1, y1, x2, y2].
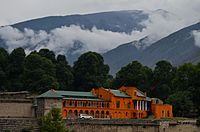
[36, 86, 173, 119]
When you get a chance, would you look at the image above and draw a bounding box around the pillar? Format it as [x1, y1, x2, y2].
[145, 101, 148, 111]
[142, 101, 144, 110]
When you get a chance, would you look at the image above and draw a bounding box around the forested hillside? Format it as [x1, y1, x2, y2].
[1, 47, 200, 117]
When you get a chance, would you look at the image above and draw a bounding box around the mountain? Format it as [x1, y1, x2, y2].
[12, 10, 148, 33]
[103, 22, 200, 75]
[0, 10, 150, 63]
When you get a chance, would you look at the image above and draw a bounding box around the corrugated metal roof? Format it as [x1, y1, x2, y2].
[37, 90, 63, 98]
[146, 97, 152, 101]
[63, 97, 110, 102]
[110, 90, 131, 98]
[136, 91, 145, 97]
[57, 91, 95, 97]
[37, 90, 96, 98]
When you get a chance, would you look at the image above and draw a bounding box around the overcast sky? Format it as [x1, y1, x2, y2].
[0, 0, 200, 26]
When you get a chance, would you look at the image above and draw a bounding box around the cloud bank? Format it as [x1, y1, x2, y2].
[0, 26, 136, 55]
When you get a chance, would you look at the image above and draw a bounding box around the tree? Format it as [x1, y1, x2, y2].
[0, 48, 9, 91]
[23, 53, 58, 93]
[171, 63, 200, 115]
[73, 51, 110, 91]
[166, 91, 194, 117]
[172, 63, 197, 92]
[56, 55, 73, 90]
[114, 61, 152, 92]
[151, 60, 176, 100]
[38, 49, 56, 63]
[41, 108, 68, 132]
[8, 47, 25, 91]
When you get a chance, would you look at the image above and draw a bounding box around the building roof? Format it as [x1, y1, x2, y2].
[136, 91, 145, 97]
[63, 97, 110, 102]
[37, 90, 97, 99]
[146, 97, 152, 101]
[57, 91, 95, 97]
[110, 89, 131, 98]
[37, 90, 63, 98]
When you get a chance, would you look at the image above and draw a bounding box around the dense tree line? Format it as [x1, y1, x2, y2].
[1, 47, 200, 117]
[0, 48, 110, 93]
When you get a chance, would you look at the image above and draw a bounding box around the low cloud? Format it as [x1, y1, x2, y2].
[130, 10, 190, 48]
[0, 25, 137, 55]
[192, 30, 200, 48]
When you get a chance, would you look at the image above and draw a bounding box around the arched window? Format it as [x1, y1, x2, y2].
[162, 110, 165, 117]
[96, 111, 99, 118]
[90, 110, 94, 117]
[68, 110, 73, 119]
[74, 110, 78, 119]
[79, 110, 83, 114]
[101, 111, 104, 118]
[85, 110, 89, 115]
[116, 101, 120, 108]
[102, 103, 104, 108]
[167, 111, 170, 117]
[106, 111, 109, 118]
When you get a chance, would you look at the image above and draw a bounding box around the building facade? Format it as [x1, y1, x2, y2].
[37, 86, 173, 119]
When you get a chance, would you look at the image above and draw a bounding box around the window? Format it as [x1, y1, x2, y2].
[102, 103, 104, 108]
[107, 103, 109, 108]
[162, 110, 165, 117]
[116, 101, 120, 108]
[167, 111, 170, 117]
[63, 101, 66, 107]
[128, 102, 131, 108]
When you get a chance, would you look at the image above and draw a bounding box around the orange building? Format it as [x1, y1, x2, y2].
[37, 86, 173, 119]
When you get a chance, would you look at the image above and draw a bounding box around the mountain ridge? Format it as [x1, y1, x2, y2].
[103, 22, 200, 75]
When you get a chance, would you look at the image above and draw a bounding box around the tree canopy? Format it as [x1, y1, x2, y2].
[73, 51, 110, 91]
[41, 108, 68, 132]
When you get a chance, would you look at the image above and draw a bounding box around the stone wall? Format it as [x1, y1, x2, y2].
[0, 100, 34, 117]
[0, 118, 200, 132]
[66, 119, 200, 132]
[0, 118, 39, 132]
[36, 98, 62, 118]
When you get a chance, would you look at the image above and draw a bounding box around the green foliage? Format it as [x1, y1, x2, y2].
[151, 60, 176, 100]
[38, 49, 56, 63]
[73, 51, 110, 91]
[115, 61, 152, 92]
[172, 63, 197, 92]
[8, 47, 25, 91]
[166, 91, 193, 117]
[23, 53, 58, 93]
[197, 116, 200, 125]
[41, 108, 68, 132]
[21, 128, 32, 132]
[56, 55, 74, 90]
